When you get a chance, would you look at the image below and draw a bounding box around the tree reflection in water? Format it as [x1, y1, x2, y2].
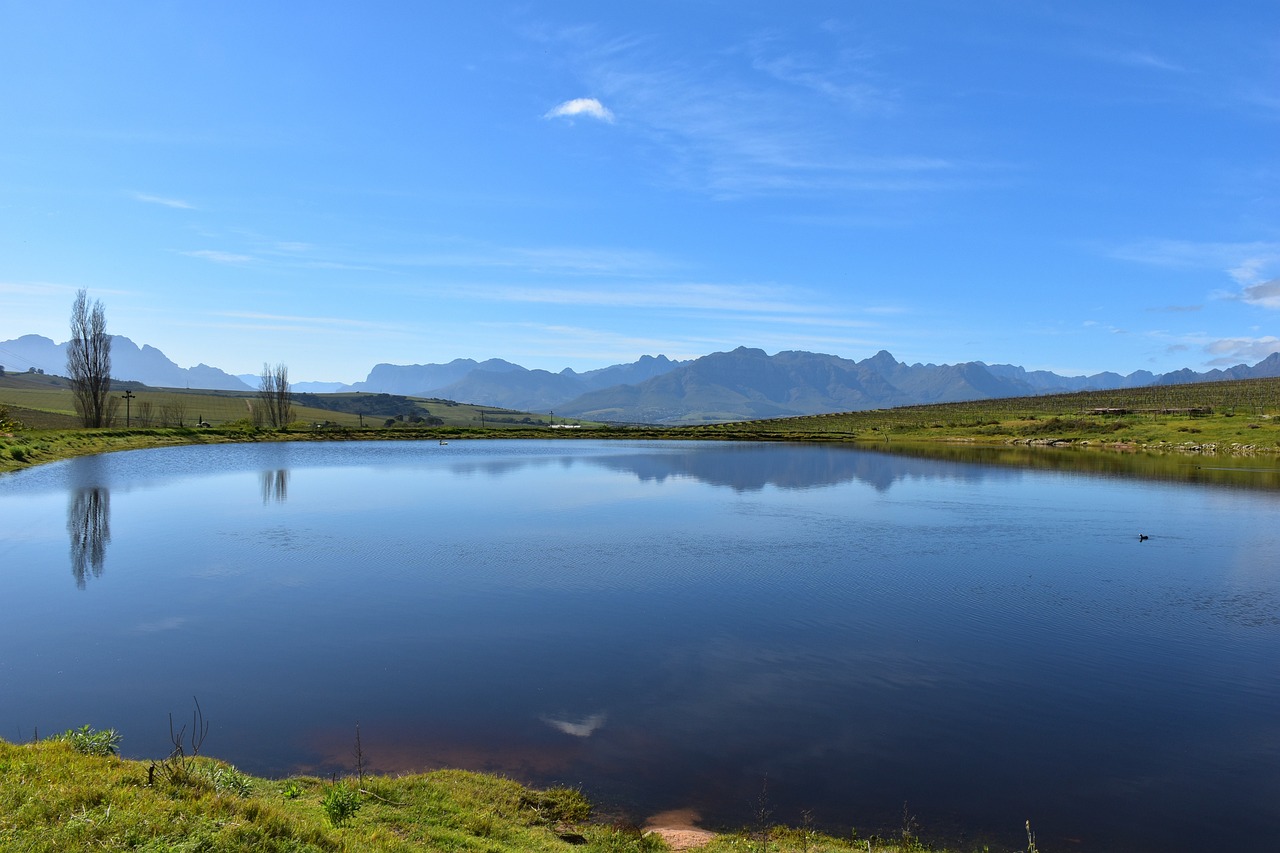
[67, 487, 110, 589]
[260, 469, 289, 504]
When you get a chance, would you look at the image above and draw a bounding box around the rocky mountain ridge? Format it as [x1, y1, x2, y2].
[4, 334, 1278, 425]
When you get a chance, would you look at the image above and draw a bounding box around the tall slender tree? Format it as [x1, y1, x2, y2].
[67, 289, 113, 427]
[258, 362, 293, 428]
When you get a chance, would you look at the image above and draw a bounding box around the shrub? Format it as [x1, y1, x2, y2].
[54, 724, 122, 756]
[322, 784, 361, 827]
[204, 762, 253, 796]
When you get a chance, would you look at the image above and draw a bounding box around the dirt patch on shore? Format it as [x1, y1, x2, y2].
[642, 808, 717, 850]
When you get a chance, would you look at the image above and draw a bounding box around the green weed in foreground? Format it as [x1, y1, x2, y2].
[321, 782, 362, 827]
[52, 724, 122, 757]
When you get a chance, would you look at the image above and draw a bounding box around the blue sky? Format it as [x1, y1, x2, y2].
[2, 1, 1277, 383]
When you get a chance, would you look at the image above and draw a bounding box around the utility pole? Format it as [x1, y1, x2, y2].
[121, 389, 135, 427]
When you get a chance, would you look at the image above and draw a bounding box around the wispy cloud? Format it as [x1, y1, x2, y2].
[742, 29, 891, 110]
[475, 281, 818, 316]
[539, 24, 960, 198]
[1112, 239, 1280, 304]
[211, 311, 409, 333]
[544, 97, 615, 122]
[348, 244, 674, 278]
[1204, 336, 1280, 365]
[1111, 239, 1277, 272]
[133, 192, 196, 210]
[0, 280, 83, 297]
[504, 245, 664, 275]
[1151, 328, 1280, 366]
[182, 249, 255, 264]
[1236, 278, 1280, 308]
[1087, 47, 1184, 73]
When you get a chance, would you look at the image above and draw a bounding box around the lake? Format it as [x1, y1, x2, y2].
[1, 439, 1278, 851]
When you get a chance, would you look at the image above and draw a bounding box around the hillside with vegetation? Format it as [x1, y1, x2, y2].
[689, 375, 1280, 451]
[0, 371, 576, 432]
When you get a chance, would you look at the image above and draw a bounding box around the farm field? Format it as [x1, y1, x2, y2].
[0, 372, 571, 431]
[691, 376, 1280, 452]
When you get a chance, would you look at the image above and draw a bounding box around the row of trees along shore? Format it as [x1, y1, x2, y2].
[64, 290, 291, 428]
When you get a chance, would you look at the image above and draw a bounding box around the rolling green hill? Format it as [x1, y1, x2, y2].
[691, 375, 1280, 451]
[0, 372, 577, 431]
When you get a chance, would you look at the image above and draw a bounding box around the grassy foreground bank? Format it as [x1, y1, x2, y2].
[0, 735, 994, 853]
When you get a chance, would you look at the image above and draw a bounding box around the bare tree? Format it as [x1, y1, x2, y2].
[258, 362, 293, 428]
[67, 290, 113, 427]
[159, 398, 187, 428]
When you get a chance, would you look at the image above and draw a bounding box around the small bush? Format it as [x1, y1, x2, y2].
[204, 762, 253, 796]
[221, 417, 259, 432]
[54, 724, 122, 756]
[322, 784, 361, 827]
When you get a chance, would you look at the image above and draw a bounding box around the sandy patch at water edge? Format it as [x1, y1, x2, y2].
[642, 808, 718, 850]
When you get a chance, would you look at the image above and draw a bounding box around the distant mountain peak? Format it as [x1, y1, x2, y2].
[0, 333, 251, 390]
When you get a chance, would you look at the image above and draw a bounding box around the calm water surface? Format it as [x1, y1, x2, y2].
[2, 440, 1278, 851]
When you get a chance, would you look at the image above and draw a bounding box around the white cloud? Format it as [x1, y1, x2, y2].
[544, 97, 615, 123]
[1111, 239, 1280, 306]
[1238, 278, 1280, 308]
[1113, 239, 1279, 277]
[0, 280, 82, 297]
[213, 311, 402, 331]
[182, 249, 254, 264]
[133, 192, 195, 210]
[476, 281, 816, 316]
[545, 29, 964, 199]
[1204, 336, 1280, 365]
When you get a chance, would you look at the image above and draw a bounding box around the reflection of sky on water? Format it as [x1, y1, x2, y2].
[1, 440, 1279, 852]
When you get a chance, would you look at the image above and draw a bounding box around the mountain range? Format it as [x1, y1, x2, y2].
[4, 334, 1279, 425]
[1, 334, 251, 391]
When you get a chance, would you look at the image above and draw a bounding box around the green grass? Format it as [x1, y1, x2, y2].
[0, 373, 586, 431]
[0, 736, 646, 852]
[690, 376, 1280, 453]
[0, 737, 991, 853]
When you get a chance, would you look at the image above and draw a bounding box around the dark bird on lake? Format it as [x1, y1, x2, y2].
[1139, 534, 1149, 541]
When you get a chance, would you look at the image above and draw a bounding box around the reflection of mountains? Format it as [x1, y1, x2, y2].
[449, 444, 1014, 492]
[445, 442, 1280, 492]
[587, 444, 1013, 492]
[13, 439, 1275, 506]
[67, 486, 110, 589]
